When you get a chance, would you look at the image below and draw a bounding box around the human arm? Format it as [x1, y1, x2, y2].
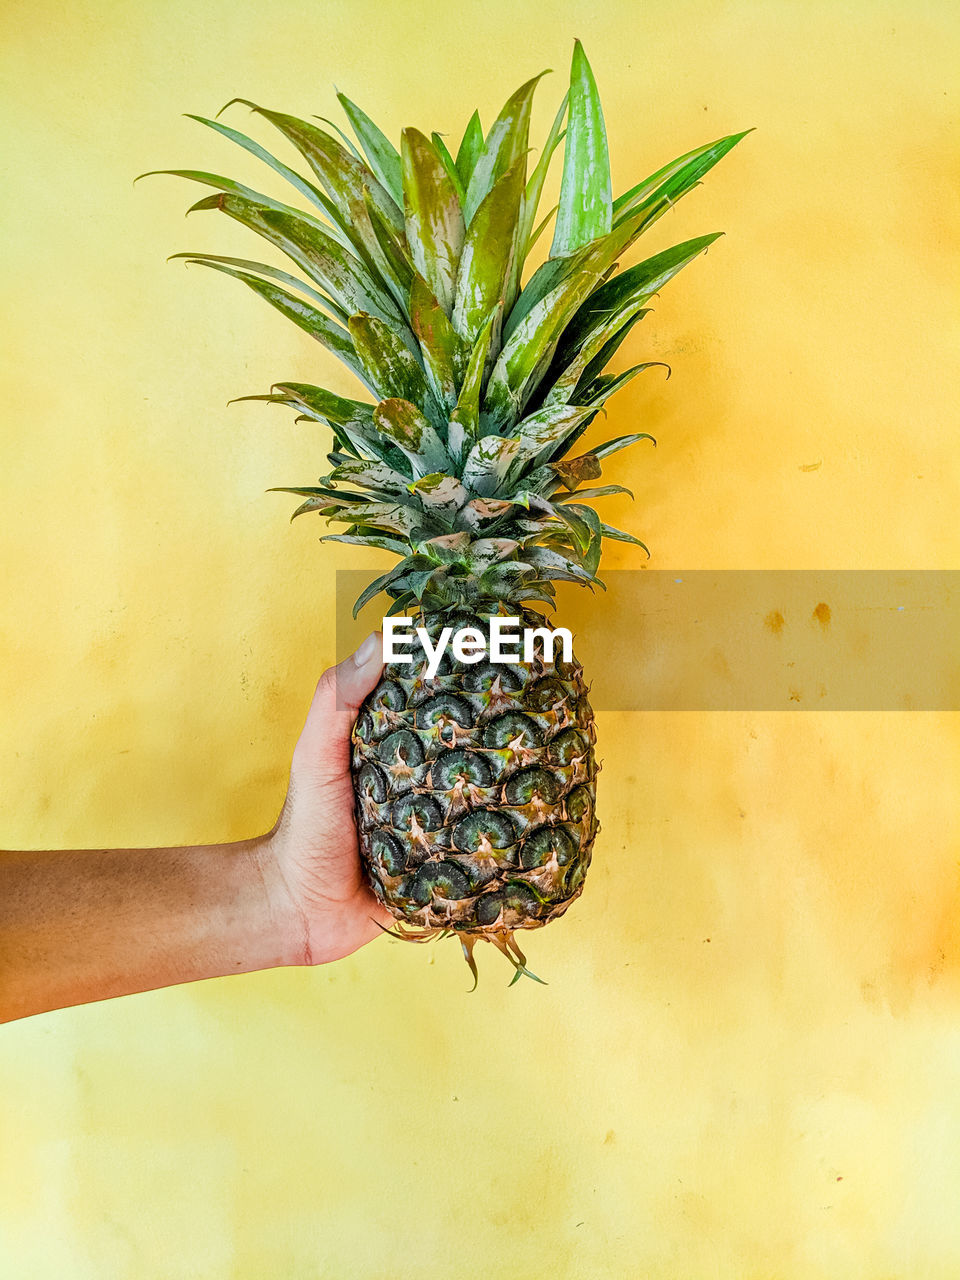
[0, 634, 390, 1023]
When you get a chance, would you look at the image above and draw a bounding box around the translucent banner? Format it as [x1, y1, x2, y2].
[337, 570, 959, 711]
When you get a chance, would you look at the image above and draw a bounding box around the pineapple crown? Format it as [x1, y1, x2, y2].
[143, 43, 748, 617]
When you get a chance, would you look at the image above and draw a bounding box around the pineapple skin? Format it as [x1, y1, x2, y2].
[351, 608, 598, 937]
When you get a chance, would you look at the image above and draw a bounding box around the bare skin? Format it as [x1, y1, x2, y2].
[0, 633, 391, 1023]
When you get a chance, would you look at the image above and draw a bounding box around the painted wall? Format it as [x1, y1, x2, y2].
[2, 0, 959, 1275]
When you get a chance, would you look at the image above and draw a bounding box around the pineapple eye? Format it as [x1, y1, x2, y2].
[475, 882, 541, 927]
[549, 655, 581, 679]
[547, 728, 591, 766]
[520, 825, 578, 869]
[565, 785, 594, 825]
[504, 766, 560, 806]
[407, 861, 472, 905]
[565, 861, 588, 896]
[431, 749, 492, 789]
[421, 650, 456, 679]
[482, 712, 542, 750]
[370, 830, 406, 876]
[377, 729, 425, 768]
[462, 661, 524, 693]
[416, 693, 473, 733]
[525, 677, 570, 712]
[452, 808, 517, 853]
[391, 793, 443, 833]
[356, 762, 388, 803]
[370, 679, 405, 712]
[353, 708, 375, 743]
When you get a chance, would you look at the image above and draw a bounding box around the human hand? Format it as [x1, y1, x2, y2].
[261, 633, 394, 966]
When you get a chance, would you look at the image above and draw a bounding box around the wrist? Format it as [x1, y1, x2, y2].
[248, 830, 311, 968]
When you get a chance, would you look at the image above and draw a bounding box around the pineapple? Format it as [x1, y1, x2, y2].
[146, 43, 746, 983]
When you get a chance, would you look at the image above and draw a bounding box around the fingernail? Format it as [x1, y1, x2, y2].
[352, 631, 381, 668]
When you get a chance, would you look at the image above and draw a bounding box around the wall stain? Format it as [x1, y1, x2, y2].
[709, 646, 732, 680]
[764, 609, 785, 634]
[813, 602, 832, 630]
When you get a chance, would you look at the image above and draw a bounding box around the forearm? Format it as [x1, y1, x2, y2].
[0, 835, 305, 1023]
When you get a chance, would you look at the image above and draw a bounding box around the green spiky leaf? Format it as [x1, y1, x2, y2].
[352, 563, 413, 617]
[169, 252, 347, 319]
[181, 114, 346, 231]
[221, 101, 405, 295]
[266, 381, 410, 464]
[462, 73, 545, 225]
[256, 205, 404, 327]
[551, 42, 611, 256]
[431, 132, 467, 202]
[181, 258, 369, 387]
[579, 363, 668, 410]
[373, 397, 450, 476]
[449, 305, 499, 457]
[591, 433, 655, 459]
[348, 312, 433, 409]
[555, 484, 633, 502]
[322, 532, 410, 554]
[600, 522, 650, 556]
[141, 164, 336, 231]
[563, 234, 722, 357]
[549, 453, 602, 491]
[410, 274, 468, 411]
[462, 435, 521, 496]
[455, 110, 484, 187]
[223, 101, 402, 227]
[418, 531, 473, 562]
[508, 404, 598, 475]
[328, 457, 416, 498]
[325, 500, 423, 536]
[522, 545, 596, 582]
[483, 266, 604, 427]
[408, 473, 468, 515]
[337, 92, 403, 206]
[401, 128, 465, 315]
[613, 130, 751, 225]
[546, 235, 721, 409]
[452, 158, 525, 345]
[362, 185, 415, 305]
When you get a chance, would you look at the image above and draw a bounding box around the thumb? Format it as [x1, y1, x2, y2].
[296, 632, 384, 783]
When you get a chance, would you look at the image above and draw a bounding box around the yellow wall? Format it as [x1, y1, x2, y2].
[2, 0, 959, 1275]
